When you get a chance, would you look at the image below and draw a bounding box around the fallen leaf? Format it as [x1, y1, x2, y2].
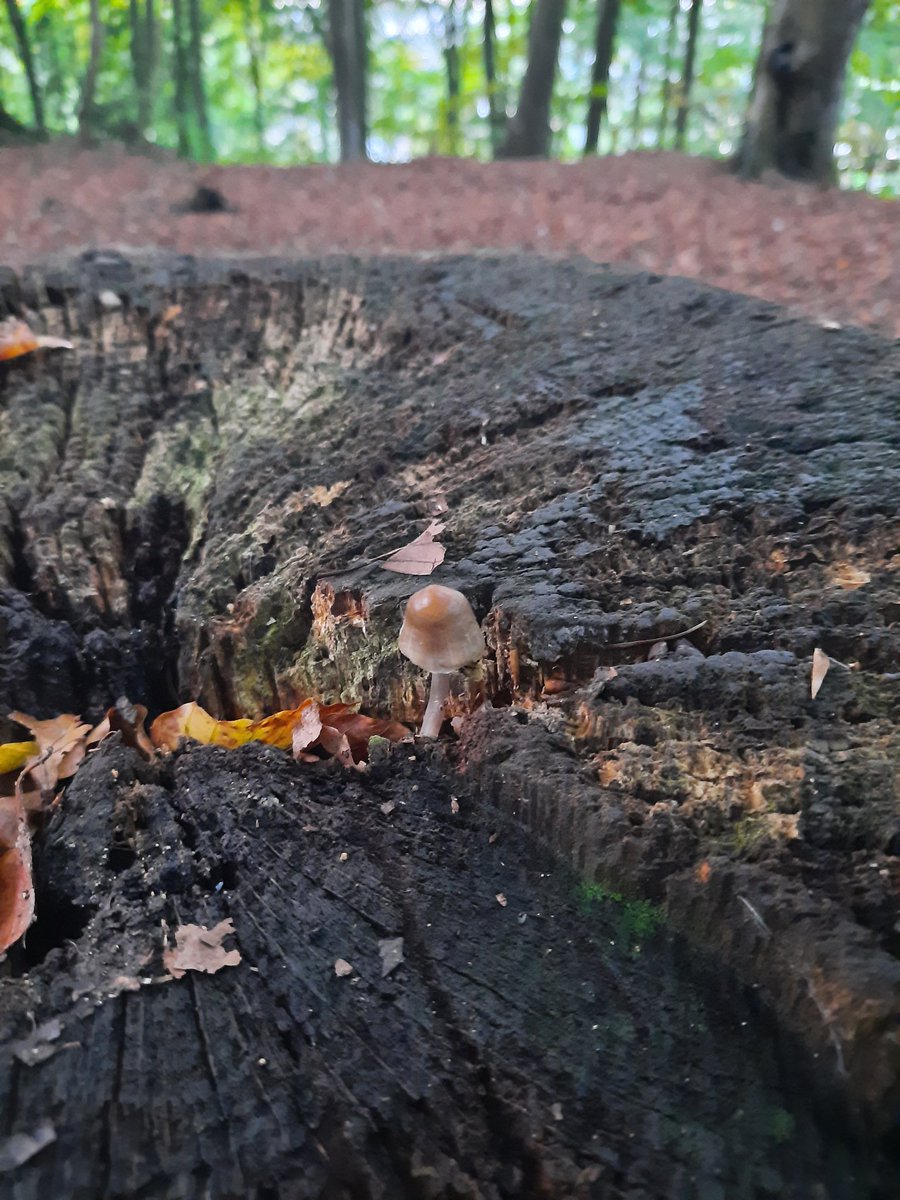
[152, 698, 407, 767]
[0, 798, 34, 954]
[334, 958, 353, 977]
[0, 317, 72, 361]
[829, 562, 871, 591]
[106, 699, 154, 758]
[9, 712, 93, 804]
[309, 480, 351, 507]
[695, 860, 712, 885]
[163, 919, 242, 979]
[380, 520, 446, 575]
[0, 742, 38, 776]
[811, 648, 830, 699]
[0, 1122, 56, 1171]
[378, 936, 404, 977]
[291, 703, 323, 756]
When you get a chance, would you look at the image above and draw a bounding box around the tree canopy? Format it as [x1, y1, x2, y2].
[0, 0, 897, 193]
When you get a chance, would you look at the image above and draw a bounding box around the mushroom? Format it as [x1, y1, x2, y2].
[398, 585, 484, 739]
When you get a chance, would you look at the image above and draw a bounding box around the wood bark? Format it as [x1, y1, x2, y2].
[77, 0, 105, 142]
[673, 0, 702, 151]
[583, 0, 621, 156]
[738, 0, 871, 182]
[0, 254, 898, 1195]
[442, 0, 461, 154]
[4, 0, 44, 133]
[327, 0, 368, 162]
[498, 0, 567, 158]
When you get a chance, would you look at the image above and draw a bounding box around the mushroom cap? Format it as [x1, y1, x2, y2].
[398, 585, 484, 673]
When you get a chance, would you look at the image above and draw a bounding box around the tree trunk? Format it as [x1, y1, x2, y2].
[443, 0, 461, 155]
[77, 0, 105, 142]
[327, 0, 368, 162]
[673, 0, 702, 151]
[482, 0, 504, 154]
[0, 254, 898, 1196]
[4, 0, 44, 132]
[497, 0, 567, 158]
[630, 48, 646, 148]
[245, 0, 266, 154]
[583, 0, 621, 156]
[656, 0, 680, 146]
[738, 0, 870, 182]
[171, 0, 191, 156]
[187, 0, 213, 159]
[129, 0, 157, 137]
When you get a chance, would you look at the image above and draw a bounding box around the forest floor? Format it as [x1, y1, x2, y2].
[0, 142, 897, 337]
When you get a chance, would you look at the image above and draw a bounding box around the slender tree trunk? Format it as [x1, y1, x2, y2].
[172, 0, 191, 156]
[583, 0, 622, 156]
[656, 0, 679, 146]
[245, 0, 266, 155]
[443, 0, 461, 154]
[77, 0, 105, 141]
[4, 0, 44, 132]
[187, 0, 213, 159]
[630, 50, 646, 149]
[327, 0, 367, 162]
[673, 0, 702, 151]
[130, 0, 157, 136]
[482, 0, 504, 154]
[0, 96, 31, 139]
[738, 0, 870, 183]
[498, 0, 568, 158]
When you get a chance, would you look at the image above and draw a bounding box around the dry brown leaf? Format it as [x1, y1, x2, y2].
[163, 919, 242, 979]
[9, 712, 92, 804]
[0, 317, 72, 361]
[380, 520, 446, 575]
[811, 648, 830, 699]
[309, 480, 351, 507]
[0, 797, 34, 954]
[334, 958, 353, 977]
[829, 562, 871, 591]
[291, 703, 324, 757]
[106, 700, 154, 758]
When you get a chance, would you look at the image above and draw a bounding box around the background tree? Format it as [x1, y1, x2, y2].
[584, 0, 622, 155]
[129, 0, 157, 140]
[77, 0, 105, 141]
[328, 0, 368, 162]
[4, 0, 44, 133]
[674, 0, 703, 151]
[499, 0, 568, 157]
[739, 0, 872, 181]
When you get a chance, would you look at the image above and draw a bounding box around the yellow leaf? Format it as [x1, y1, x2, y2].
[0, 742, 38, 775]
[150, 700, 317, 751]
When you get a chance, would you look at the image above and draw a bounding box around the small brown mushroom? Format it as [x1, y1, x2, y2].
[398, 585, 484, 738]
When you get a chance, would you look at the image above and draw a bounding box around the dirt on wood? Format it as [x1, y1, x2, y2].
[0, 143, 897, 336]
[0, 252, 897, 1197]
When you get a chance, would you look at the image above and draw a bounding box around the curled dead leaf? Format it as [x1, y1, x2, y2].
[811, 648, 830, 699]
[0, 317, 72, 361]
[0, 799, 34, 954]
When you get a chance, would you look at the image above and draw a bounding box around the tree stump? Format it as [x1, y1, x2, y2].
[0, 254, 897, 1198]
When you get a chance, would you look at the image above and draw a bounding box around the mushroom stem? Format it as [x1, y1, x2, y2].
[420, 672, 451, 739]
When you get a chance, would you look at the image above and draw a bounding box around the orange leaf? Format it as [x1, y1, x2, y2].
[0, 317, 72, 361]
[0, 797, 34, 953]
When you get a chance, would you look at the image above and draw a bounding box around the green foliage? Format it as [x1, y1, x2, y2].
[0, 0, 896, 192]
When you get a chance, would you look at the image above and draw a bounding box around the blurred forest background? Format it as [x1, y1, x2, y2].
[0, 0, 897, 194]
